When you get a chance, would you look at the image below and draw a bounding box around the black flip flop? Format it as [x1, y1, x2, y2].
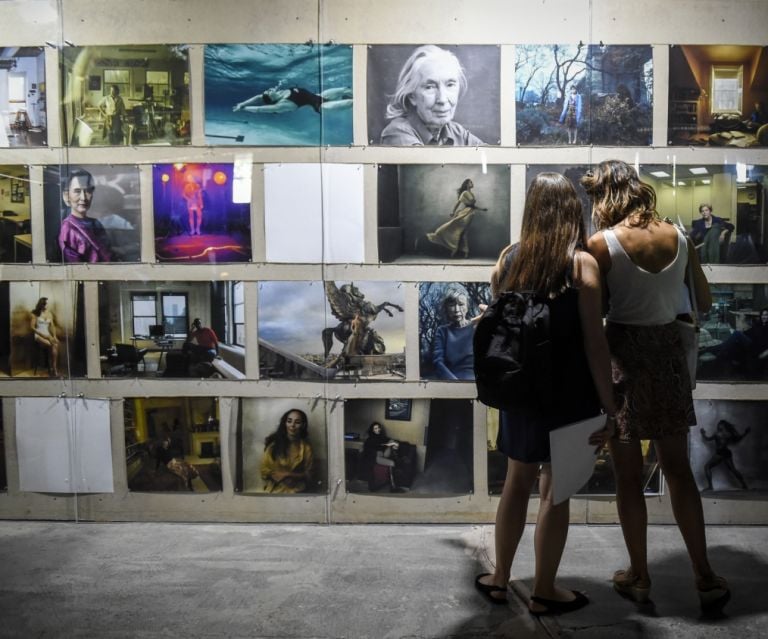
[529, 590, 589, 616]
[474, 573, 508, 605]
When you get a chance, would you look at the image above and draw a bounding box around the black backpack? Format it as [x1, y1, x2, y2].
[473, 290, 553, 412]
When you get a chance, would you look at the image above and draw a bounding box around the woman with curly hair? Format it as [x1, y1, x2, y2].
[260, 408, 314, 494]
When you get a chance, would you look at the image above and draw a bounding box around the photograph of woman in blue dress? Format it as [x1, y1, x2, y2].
[204, 43, 352, 146]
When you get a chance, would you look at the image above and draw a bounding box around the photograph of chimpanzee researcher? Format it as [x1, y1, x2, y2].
[486, 407, 662, 496]
[60, 44, 190, 147]
[0, 165, 32, 262]
[690, 399, 766, 494]
[367, 44, 500, 146]
[6, 280, 86, 378]
[236, 398, 327, 494]
[697, 284, 768, 382]
[668, 45, 768, 147]
[344, 398, 473, 496]
[516, 44, 652, 146]
[418, 281, 491, 381]
[378, 164, 510, 263]
[124, 396, 222, 493]
[98, 280, 246, 379]
[639, 163, 768, 264]
[43, 165, 141, 263]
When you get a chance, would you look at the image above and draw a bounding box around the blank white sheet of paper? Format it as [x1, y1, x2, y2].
[549, 414, 604, 505]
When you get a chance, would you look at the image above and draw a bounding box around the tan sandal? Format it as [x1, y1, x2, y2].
[612, 568, 651, 603]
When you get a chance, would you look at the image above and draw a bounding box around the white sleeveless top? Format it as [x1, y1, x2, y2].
[603, 226, 689, 325]
[36, 318, 51, 337]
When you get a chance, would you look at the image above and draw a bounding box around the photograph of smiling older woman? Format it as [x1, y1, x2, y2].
[367, 45, 500, 146]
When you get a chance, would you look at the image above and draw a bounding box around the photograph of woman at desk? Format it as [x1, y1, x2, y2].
[0, 165, 32, 263]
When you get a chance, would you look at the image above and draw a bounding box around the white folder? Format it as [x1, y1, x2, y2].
[549, 414, 605, 505]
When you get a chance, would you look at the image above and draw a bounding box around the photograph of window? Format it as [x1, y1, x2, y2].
[43, 165, 141, 263]
[345, 398, 474, 496]
[7, 281, 86, 378]
[204, 43, 352, 146]
[237, 398, 327, 494]
[516, 44, 653, 146]
[0, 165, 32, 263]
[258, 280, 405, 381]
[367, 45, 500, 146]
[98, 281, 245, 379]
[418, 281, 491, 380]
[153, 163, 251, 263]
[60, 44, 190, 147]
[639, 163, 768, 264]
[0, 46, 47, 147]
[378, 164, 510, 263]
[691, 400, 767, 494]
[124, 397, 222, 493]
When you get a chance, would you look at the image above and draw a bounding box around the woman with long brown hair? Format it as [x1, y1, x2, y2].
[475, 172, 615, 615]
[583, 160, 728, 611]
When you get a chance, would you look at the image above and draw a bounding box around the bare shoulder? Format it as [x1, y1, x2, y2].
[574, 250, 600, 287]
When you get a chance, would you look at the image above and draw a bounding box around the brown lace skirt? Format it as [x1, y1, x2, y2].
[606, 321, 696, 443]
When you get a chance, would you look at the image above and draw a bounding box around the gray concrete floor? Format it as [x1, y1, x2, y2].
[0, 522, 765, 638]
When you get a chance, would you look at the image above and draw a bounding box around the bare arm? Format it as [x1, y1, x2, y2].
[685, 237, 712, 313]
[576, 251, 617, 445]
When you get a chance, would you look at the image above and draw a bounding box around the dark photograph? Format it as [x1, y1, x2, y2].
[0, 165, 32, 262]
[205, 43, 352, 146]
[368, 45, 500, 146]
[125, 397, 222, 493]
[668, 45, 768, 147]
[691, 400, 767, 494]
[237, 399, 327, 494]
[98, 280, 245, 379]
[378, 164, 510, 263]
[0, 400, 6, 491]
[697, 284, 768, 382]
[60, 45, 190, 147]
[43, 165, 141, 263]
[7, 281, 86, 378]
[418, 281, 491, 380]
[153, 163, 251, 263]
[639, 163, 768, 264]
[0, 46, 47, 147]
[258, 280, 405, 381]
[344, 399, 473, 496]
[486, 409, 662, 496]
[516, 44, 653, 146]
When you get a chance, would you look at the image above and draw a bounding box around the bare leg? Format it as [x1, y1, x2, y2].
[478, 459, 538, 598]
[723, 458, 748, 490]
[654, 433, 715, 581]
[530, 464, 577, 608]
[608, 439, 650, 582]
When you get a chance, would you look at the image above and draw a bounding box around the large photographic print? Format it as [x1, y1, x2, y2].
[60, 45, 190, 147]
[258, 280, 405, 381]
[0, 165, 32, 262]
[668, 46, 768, 147]
[0, 46, 47, 147]
[98, 281, 245, 379]
[125, 397, 222, 493]
[345, 399, 473, 496]
[368, 45, 500, 146]
[516, 44, 652, 146]
[153, 163, 251, 263]
[639, 163, 768, 264]
[43, 165, 141, 263]
[691, 400, 767, 494]
[238, 398, 327, 494]
[205, 44, 352, 146]
[378, 164, 510, 263]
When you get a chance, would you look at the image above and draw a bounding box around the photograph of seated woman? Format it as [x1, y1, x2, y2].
[184, 318, 219, 361]
[700, 420, 751, 491]
[359, 422, 409, 493]
[155, 436, 199, 491]
[431, 287, 475, 380]
[260, 409, 314, 494]
[30, 297, 59, 377]
[707, 308, 768, 378]
[689, 203, 734, 263]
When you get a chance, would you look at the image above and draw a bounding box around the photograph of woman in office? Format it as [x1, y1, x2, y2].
[0, 165, 32, 263]
[418, 281, 491, 380]
[367, 45, 499, 145]
[690, 203, 734, 263]
[205, 43, 352, 146]
[8, 281, 86, 378]
[43, 165, 141, 263]
[344, 398, 473, 496]
[238, 399, 327, 494]
[378, 164, 510, 263]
